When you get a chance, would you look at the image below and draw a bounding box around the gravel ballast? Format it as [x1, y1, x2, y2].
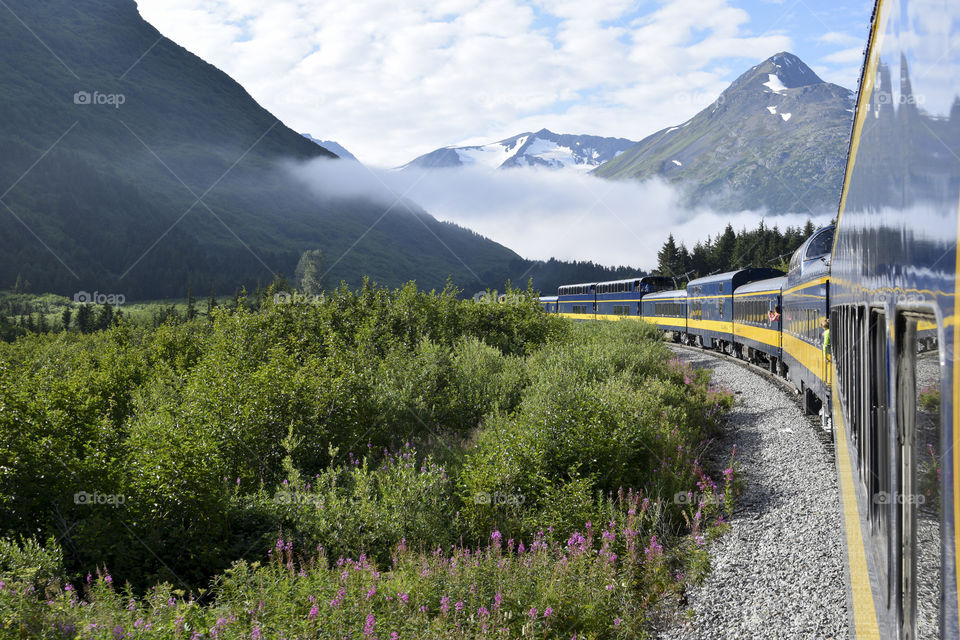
[659, 346, 848, 640]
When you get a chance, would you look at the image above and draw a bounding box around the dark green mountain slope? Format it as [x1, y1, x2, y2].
[0, 0, 519, 299]
[595, 53, 854, 214]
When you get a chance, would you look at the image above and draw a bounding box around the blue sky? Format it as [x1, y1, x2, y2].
[136, 0, 874, 166]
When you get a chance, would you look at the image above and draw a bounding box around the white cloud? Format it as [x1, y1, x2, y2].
[286, 159, 829, 269]
[817, 31, 861, 46]
[820, 46, 864, 65]
[135, 0, 793, 167]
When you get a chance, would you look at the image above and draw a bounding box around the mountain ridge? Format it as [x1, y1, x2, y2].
[401, 129, 636, 172]
[594, 52, 855, 214]
[0, 0, 522, 299]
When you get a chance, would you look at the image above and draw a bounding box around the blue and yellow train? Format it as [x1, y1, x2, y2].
[542, 1, 959, 635]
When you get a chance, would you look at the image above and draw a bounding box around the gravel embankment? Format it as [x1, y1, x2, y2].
[659, 346, 847, 640]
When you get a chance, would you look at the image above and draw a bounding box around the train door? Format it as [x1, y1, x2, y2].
[895, 313, 942, 639]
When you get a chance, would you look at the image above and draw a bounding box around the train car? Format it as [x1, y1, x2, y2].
[556, 282, 595, 320]
[781, 225, 834, 417]
[641, 289, 687, 338]
[828, 1, 959, 637]
[686, 268, 783, 350]
[538, 296, 558, 313]
[595, 276, 673, 319]
[732, 276, 785, 374]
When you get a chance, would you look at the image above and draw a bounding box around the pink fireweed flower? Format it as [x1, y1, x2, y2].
[251, 627, 261, 640]
[544, 607, 554, 618]
[455, 601, 464, 612]
[529, 607, 538, 620]
[440, 596, 450, 615]
[494, 592, 502, 608]
[366, 586, 376, 600]
[644, 535, 663, 561]
[614, 618, 622, 627]
[398, 592, 409, 604]
[308, 605, 319, 619]
[478, 606, 490, 618]
[363, 614, 376, 638]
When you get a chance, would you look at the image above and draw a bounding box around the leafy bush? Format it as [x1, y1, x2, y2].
[0, 280, 737, 639]
[458, 322, 732, 543]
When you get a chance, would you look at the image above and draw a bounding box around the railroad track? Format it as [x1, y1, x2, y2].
[667, 342, 835, 460]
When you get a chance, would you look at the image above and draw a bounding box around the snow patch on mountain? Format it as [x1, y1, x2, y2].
[763, 74, 788, 94]
[457, 136, 526, 169]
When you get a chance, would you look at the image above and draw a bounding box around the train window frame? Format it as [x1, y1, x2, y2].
[894, 311, 943, 640]
[867, 309, 891, 591]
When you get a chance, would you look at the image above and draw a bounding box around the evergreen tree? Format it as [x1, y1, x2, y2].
[656, 234, 679, 277]
[713, 224, 737, 271]
[206, 287, 217, 318]
[295, 249, 326, 294]
[97, 303, 114, 330]
[76, 304, 94, 334]
[186, 287, 196, 321]
[61, 307, 72, 331]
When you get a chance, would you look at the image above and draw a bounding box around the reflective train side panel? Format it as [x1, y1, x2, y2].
[782, 226, 834, 417]
[830, 0, 959, 637]
[732, 276, 785, 374]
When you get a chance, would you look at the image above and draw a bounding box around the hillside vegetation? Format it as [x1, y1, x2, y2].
[0, 0, 522, 298]
[0, 283, 736, 638]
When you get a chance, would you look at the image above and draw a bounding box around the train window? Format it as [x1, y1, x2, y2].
[868, 310, 890, 584]
[896, 314, 942, 640]
[804, 227, 834, 261]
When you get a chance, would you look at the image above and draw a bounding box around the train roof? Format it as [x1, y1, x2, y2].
[734, 276, 786, 296]
[687, 267, 784, 289]
[643, 288, 687, 300]
[538, 295, 558, 302]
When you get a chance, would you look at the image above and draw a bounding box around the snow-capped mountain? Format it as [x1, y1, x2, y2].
[400, 129, 636, 172]
[302, 134, 360, 162]
[595, 52, 855, 213]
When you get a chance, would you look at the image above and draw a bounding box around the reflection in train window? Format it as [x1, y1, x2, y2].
[897, 314, 941, 639]
[805, 227, 834, 260]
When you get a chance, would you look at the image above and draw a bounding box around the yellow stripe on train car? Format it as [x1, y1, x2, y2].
[642, 316, 686, 327]
[733, 322, 781, 349]
[686, 318, 733, 333]
[783, 276, 829, 296]
[782, 332, 830, 386]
